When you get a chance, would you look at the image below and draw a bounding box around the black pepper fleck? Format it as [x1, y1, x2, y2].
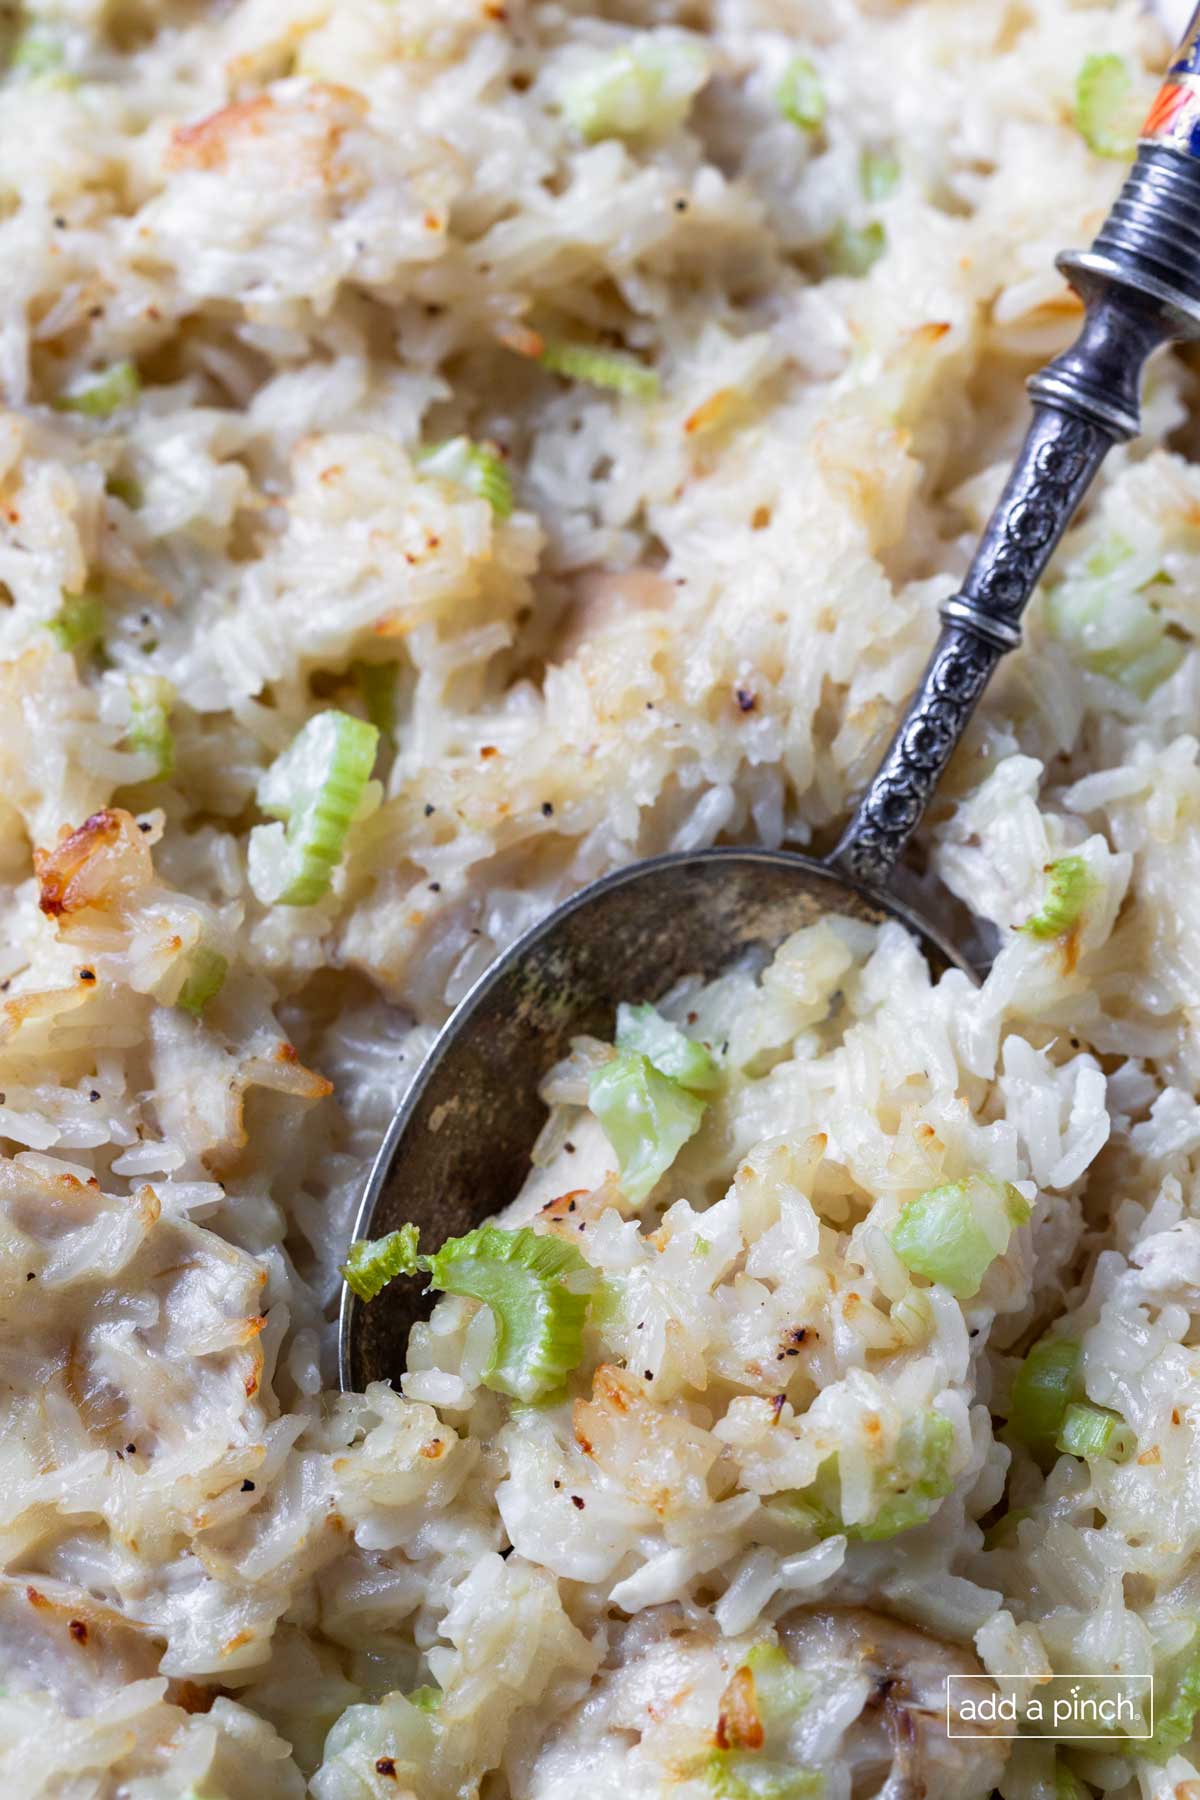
[541, 801, 553, 816]
[429, 882, 441, 893]
[89, 1090, 100, 1102]
[241, 1479, 256, 1492]
[570, 1494, 585, 1510]
[735, 687, 757, 713]
[564, 1141, 575, 1153]
[424, 803, 435, 816]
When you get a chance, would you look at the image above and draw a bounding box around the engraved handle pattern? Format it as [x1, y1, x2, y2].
[832, 405, 1111, 888]
[829, 1, 1200, 892]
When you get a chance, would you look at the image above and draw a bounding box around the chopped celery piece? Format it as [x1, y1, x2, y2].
[406, 1686, 441, 1713]
[775, 56, 824, 131]
[1143, 1633, 1200, 1762]
[1075, 53, 1138, 160]
[341, 1224, 422, 1303]
[540, 341, 660, 400]
[1057, 1402, 1136, 1464]
[105, 473, 142, 508]
[425, 1225, 593, 1401]
[827, 220, 886, 277]
[1082, 536, 1134, 580]
[561, 38, 706, 142]
[1008, 1337, 1081, 1449]
[890, 1175, 1029, 1299]
[1020, 855, 1095, 941]
[701, 1750, 821, 1800]
[248, 709, 379, 907]
[417, 437, 513, 518]
[858, 1410, 956, 1540]
[54, 360, 140, 419]
[773, 1412, 955, 1543]
[1054, 1761, 1088, 1800]
[766, 1478, 842, 1542]
[588, 1049, 706, 1202]
[47, 591, 104, 652]
[11, 30, 63, 76]
[10, 29, 74, 86]
[743, 1643, 811, 1726]
[861, 148, 901, 200]
[615, 1002, 718, 1092]
[127, 675, 175, 777]
[1046, 539, 1184, 698]
[352, 661, 397, 743]
[983, 1506, 1031, 1551]
[176, 946, 228, 1016]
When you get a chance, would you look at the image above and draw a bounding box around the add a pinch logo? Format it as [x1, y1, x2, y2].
[946, 1673, 1153, 1741]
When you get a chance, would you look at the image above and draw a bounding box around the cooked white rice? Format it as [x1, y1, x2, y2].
[5, 0, 1200, 1795]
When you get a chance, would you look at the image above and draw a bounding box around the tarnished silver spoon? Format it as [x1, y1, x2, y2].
[342, 7, 1200, 1391]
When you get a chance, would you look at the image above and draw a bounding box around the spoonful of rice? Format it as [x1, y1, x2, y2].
[341, 5, 1200, 1391]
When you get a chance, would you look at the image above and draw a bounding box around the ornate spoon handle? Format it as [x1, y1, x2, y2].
[834, 6, 1200, 889]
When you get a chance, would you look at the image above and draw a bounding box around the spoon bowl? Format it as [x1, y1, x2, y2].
[339, 847, 968, 1390]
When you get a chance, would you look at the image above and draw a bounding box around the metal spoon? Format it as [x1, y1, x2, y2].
[341, 7, 1200, 1391]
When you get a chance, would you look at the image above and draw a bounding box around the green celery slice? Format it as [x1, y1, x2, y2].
[827, 220, 886, 277]
[341, 1224, 423, 1303]
[176, 946, 228, 1016]
[588, 1048, 706, 1202]
[1056, 1401, 1136, 1464]
[561, 38, 706, 142]
[424, 1224, 593, 1401]
[776, 56, 824, 131]
[1020, 856, 1095, 940]
[417, 437, 513, 518]
[1075, 54, 1138, 160]
[127, 675, 175, 777]
[248, 710, 379, 907]
[1143, 1633, 1200, 1762]
[1008, 1337, 1081, 1449]
[890, 1176, 1029, 1299]
[54, 361, 140, 419]
[615, 1001, 718, 1091]
[860, 148, 901, 199]
[539, 342, 659, 399]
